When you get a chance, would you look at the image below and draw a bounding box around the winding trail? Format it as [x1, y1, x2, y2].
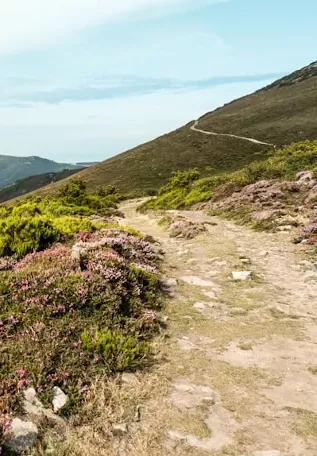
[190, 119, 276, 147]
[116, 201, 317, 456]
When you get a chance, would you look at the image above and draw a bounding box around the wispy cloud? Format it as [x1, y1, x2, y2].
[0, 73, 282, 106]
[0, 0, 227, 54]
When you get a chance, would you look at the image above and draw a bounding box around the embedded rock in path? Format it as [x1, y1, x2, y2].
[52, 386, 68, 413]
[231, 271, 252, 281]
[181, 276, 216, 287]
[4, 418, 38, 454]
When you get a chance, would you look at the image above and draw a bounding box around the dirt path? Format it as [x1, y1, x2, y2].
[190, 120, 276, 147]
[118, 201, 317, 456]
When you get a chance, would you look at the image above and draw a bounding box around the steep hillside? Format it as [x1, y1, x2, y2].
[0, 155, 80, 189]
[198, 61, 317, 146]
[0, 168, 83, 203]
[18, 62, 317, 198]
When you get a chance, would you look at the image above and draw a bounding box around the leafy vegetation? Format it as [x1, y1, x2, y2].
[141, 141, 317, 211]
[0, 180, 162, 451]
[0, 180, 122, 258]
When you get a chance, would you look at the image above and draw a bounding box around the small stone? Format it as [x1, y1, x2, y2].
[113, 423, 128, 436]
[23, 387, 44, 416]
[277, 225, 293, 231]
[121, 372, 137, 384]
[71, 244, 87, 261]
[5, 418, 38, 453]
[163, 278, 178, 288]
[296, 170, 314, 182]
[240, 258, 251, 265]
[231, 271, 252, 281]
[259, 251, 269, 257]
[52, 386, 68, 413]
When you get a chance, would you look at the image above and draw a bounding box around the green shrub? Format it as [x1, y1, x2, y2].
[81, 329, 150, 372]
[0, 216, 61, 257]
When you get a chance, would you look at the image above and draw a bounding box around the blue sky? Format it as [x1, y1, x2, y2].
[0, 0, 316, 163]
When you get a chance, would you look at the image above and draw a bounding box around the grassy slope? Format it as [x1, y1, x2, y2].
[16, 62, 317, 199]
[199, 62, 317, 145]
[0, 168, 83, 203]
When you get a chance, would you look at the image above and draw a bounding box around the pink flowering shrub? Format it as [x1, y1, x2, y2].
[0, 228, 161, 432]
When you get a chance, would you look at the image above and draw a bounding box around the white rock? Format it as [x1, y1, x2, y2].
[52, 386, 68, 413]
[5, 418, 38, 453]
[23, 387, 44, 416]
[121, 372, 137, 384]
[296, 170, 314, 182]
[113, 423, 128, 435]
[163, 277, 178, 288]
[231, 271, 252, 281]
[23, 387, 65, 425]
[71, 244, 88, 261]
[259, 251, 269, 257]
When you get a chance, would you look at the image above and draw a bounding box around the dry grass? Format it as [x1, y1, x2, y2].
[286, 407, 317, 439]
[33, 373, 169, 456]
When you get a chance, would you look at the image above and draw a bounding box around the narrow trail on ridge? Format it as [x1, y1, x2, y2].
[190, 119, 276, 147]
[118, 200, 317, 456]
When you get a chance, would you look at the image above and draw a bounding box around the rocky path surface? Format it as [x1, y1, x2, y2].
[119, 201, 317, 456]
[190, 120, 276, 147]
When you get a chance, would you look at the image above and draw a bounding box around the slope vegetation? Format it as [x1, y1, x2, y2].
[17, 62, 317, 198]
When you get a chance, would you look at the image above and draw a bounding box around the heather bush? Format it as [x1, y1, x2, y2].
[0, 228, 161, 441]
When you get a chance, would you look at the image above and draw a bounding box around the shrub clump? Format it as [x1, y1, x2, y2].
[0, 227, 161, 447]
[0, 180, 123, 258]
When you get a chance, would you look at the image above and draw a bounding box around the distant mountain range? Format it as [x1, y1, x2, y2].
[0, 168, 84, 203]
[0, 155, 82, 189]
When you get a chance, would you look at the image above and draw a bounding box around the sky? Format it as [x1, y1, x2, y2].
[0, 0, 316, 163]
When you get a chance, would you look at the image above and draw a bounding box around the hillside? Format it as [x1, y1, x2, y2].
[0, 168, 83, 203]
[0, 155, 80, 189]
[16, 62, 317, 199]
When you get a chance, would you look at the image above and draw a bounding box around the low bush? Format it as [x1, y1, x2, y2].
[0, 228, 161, 444]
[0, 180, 123, 258]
